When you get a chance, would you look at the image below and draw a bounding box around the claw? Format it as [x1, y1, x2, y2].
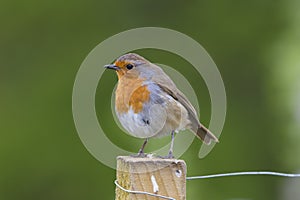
[130, 152, 147, 158]
[166, 151, 175, 159]
[157, 151, 174, 159]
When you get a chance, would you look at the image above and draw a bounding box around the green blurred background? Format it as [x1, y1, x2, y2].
[1, 0, 300, 199]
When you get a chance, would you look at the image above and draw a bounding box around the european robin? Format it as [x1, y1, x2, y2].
[104, 53, 219, 158]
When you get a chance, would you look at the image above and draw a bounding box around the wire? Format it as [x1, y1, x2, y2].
[114, 180, 176, 200]
[115, 171, 300, 199]
[187, 171, 300, 180]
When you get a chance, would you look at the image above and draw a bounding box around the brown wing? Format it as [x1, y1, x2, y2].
[150, 64, 218, 144]
[156, 83, 199, 125]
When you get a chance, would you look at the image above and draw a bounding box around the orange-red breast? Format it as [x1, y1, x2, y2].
[105, 53, 219, 158]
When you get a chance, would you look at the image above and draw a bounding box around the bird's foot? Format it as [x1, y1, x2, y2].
[130, 151, 147, 158]
[158, 151, 175, 159]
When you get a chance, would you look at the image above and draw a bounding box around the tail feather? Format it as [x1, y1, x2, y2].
[195, 124, 219, 145]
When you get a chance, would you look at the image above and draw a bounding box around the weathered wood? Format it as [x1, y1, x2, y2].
[115, 156, 186, 200]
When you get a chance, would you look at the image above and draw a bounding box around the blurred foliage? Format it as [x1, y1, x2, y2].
[0, 0, 299, 200]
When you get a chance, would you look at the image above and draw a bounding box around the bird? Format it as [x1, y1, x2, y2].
[104, 53, 219, 158]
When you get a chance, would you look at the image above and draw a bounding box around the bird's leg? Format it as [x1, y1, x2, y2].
[130, 138, 148, 158]
[166, 130, 175, 159]
[138, 138, 148, 155]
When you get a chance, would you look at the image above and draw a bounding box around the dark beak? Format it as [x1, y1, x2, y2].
[104, 64, 120, 71]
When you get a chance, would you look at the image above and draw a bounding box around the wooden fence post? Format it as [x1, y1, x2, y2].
[115, 156, 186, 200]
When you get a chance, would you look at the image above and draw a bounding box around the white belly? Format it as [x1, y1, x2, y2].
[116, 98, 191, 139]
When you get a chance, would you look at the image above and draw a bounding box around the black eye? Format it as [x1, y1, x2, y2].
[126, 64, 134, 70]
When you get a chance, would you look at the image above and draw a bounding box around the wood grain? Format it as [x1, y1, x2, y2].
[115, 156, 186, 200]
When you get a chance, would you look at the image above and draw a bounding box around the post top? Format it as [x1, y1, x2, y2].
[117, 155, 186, 165]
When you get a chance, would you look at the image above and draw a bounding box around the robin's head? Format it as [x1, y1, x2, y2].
[104, 53, 148, 79]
